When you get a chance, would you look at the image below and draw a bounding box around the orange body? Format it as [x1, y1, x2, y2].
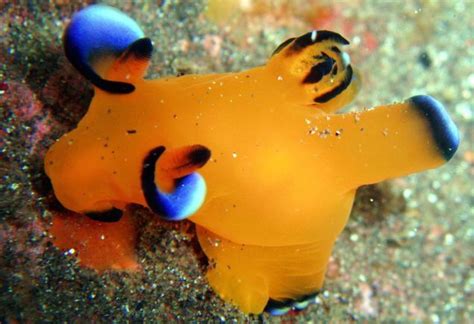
[45, 7, 459, 314]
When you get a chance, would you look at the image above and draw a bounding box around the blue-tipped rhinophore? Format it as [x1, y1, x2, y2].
[409, 95, 460, 161]
[64, 4, 145, 93]
[141, 146, 207, 221]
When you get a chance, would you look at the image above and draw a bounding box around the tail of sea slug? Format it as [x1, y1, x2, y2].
[63, 4, 153, 94]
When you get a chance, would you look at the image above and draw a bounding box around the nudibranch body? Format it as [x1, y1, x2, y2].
[45, 5, 459, 315]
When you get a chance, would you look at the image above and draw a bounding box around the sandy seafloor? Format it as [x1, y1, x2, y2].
[0, 0, 473, 322]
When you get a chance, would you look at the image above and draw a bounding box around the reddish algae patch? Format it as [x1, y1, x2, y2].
[50, 210, 139, 272]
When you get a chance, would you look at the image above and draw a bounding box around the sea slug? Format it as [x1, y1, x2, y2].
[45, 5, 459, 315]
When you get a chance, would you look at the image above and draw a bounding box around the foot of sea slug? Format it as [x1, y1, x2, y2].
[85, 208, 123, 222]
[264, 291, 320, 316]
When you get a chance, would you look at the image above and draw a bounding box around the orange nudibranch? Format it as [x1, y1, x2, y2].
[44, 5, 459, 315]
